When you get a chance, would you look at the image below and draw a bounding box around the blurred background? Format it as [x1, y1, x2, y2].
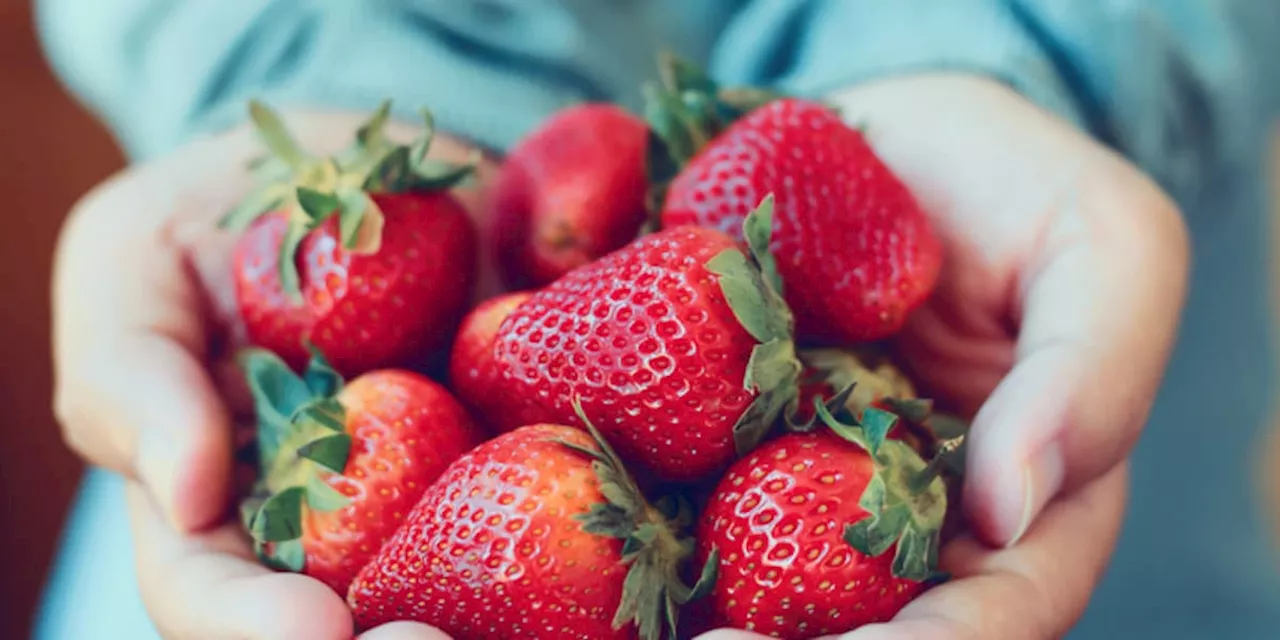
[0, 2, 122, 637]
[0, 2, 1278, 640]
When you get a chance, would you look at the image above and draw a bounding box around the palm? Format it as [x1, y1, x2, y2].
[698, 75, 1186, 639]
[61, 111, 482, 639]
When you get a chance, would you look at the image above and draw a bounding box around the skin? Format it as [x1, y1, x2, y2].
[51, 74, 1187, 639]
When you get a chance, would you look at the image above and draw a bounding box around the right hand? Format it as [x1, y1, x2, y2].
[51, 107, 493, 639]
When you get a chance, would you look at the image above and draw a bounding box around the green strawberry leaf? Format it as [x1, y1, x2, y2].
[238, 349, 313, 464]
[892, 523, 941, 583]
[296, 433, 352, 473]
[813, 396, 873, 454]
[302, 344, 343, 396]
[411, 156, 477, 190]
[276, 214, 311, 303]
[249, 486, 306, 543]
[305, 473, 351, 513]
[410, 106, 436, 167]
[354, 100, 392, 152]
[681, 547, 720, 603]
[657, 50, 718, 97]
[363, 145, 412, 192]
[885, 397, 934, 424]
[741, 195, 782, 295]
[845, 472, 910, 558]
[560, 398, 715, 640]
[706, 250, 775, 343]
[860, 407, 899, 456]
[295, 186, 340, 221]
[261, 539, 306, 572]
[249, 101, 307, 169]
[217, 183, 288, 231]
[577, 503, 633, 539]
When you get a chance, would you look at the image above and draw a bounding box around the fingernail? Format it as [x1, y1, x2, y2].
[1007, 440, 1065, 547]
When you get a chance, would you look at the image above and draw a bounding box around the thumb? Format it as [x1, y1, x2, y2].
[358, 622, 455, 639]
[963, 172, 1188, 546]
[53, 199, 233, 532]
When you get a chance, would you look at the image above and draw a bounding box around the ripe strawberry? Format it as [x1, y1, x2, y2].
[696, 407, 956, 638]
[487, 197, 803, 482]
[238, 346, 484, 595]
[347, 404, 715, 639]
[659, 97, 942, 343]
[223, 100, 479, 377]
[449, 291, 534, 427]
[490, 103, 650, 289]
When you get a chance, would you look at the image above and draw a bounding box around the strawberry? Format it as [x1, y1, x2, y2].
[657, 97, 943, 343]
[237, 346, 484, 595]
[347, 403, 715, 640]
[490, 103, 650, 289]
[448, 291, 534, 427]
[696, 401, 959, 639]
[222, 100, 479, 377]
[487, 197, 803, 482]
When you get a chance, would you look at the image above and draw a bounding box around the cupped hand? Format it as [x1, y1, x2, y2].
[699, 74, 1188, 638]
[51, 107, 493, 639]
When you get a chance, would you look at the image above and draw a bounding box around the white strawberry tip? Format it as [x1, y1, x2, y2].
[812, 394, 961, 583]
[237, 345, 355, 572]
[550, 398, 718, 640]
[218, 99, 477, 302]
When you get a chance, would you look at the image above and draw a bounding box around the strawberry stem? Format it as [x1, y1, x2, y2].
[910, 435, 966, 493]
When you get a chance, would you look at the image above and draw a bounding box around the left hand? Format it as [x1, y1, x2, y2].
[698, 73, 1187, 639]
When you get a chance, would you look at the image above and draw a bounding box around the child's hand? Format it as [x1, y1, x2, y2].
[50, 109, 491, 639]
[697, 74, 1187, 639]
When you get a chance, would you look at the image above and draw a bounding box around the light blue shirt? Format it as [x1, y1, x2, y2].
[33, 2, 1280, 638]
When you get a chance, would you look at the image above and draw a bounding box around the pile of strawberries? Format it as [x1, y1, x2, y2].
[223, 56, 967, 640]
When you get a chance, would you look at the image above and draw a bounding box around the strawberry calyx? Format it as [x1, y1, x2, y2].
[237, 345, 355, 572]
[796, 347, 919, 423]
[641, 52, 781, 221]
[705, 194, 804, 456]
[793, 347, 970, 471]
[554, 399, 718, 640]
[811, 393, 964, 583]
[219, 100, 478, 302]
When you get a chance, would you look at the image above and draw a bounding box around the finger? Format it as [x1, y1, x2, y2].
[358, 622, 455, 639]
[839, 463, 1128, 640]
[53, 190, 234, 532]
[964, 168, 1187, 544]
[126, 482, 354, 640]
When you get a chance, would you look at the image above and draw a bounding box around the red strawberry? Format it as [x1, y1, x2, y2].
[490, 103, 650, 289]
[487, 197, 803, 482]
[223, 100, 479, 377]
[347, 404, 715, 640]
[696, 409, 956, 638]
[659, 97, 942, 343]
[449, 291, 534, 426]
[238, 347, 484, 595]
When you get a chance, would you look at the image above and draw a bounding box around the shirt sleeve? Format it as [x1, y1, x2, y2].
[708, 0, 1280, 205]
[33, 0, 609, 160]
